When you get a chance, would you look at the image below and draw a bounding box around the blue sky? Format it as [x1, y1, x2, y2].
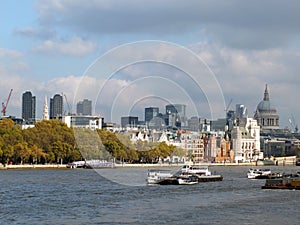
[1, 0, 300, 128]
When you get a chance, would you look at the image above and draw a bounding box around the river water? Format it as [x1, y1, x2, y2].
[0, 166, 299, 225]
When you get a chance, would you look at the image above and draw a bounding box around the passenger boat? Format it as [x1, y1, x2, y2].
[177, 174, 199, 185]
[181, 165, 223, 182]
[147, 169, 175, 185]
[146, 164, 223, 185]
[83, 160, 115, 169]
[67, 160, 115, 169]
[247, 168, 272, 179]
[67, 160, 85, 169]
[262, 172, 300, 190]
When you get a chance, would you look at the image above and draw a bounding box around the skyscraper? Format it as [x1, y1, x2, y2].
[145, 107, 159, 123]
[165, 104, 187, 128]
[76, 99, 92, 115]
[50, 94, 63, 119]
[22, 91, 36, 122]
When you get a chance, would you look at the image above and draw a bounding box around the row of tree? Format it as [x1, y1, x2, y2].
[0, 119, 182, 165]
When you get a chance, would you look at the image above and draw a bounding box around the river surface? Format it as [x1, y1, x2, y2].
[0, 166, 299, 225]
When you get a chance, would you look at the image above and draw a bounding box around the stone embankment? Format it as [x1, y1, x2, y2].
[0, 164, 67, 170]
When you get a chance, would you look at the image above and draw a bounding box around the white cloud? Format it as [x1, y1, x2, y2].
[0, 48, 23, 58]
[2, 41, 300, 128]
[35, 0, 300, 49]
[34, 36, 97, 56]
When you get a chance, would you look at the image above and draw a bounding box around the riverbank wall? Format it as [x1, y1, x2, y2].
[0, 164, 67, 170]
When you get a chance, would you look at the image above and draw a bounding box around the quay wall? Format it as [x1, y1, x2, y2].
[0, 164, 67, 170]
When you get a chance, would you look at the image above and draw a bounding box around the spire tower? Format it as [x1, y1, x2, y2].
[43, 96, 49, 120]
[263, 84, 269, 101]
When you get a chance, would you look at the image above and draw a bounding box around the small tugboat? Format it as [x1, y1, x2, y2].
[247, 168, 272, 179]
[262, 172, 300, 190]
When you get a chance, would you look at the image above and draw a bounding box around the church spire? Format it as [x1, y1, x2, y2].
[263, 84, 269, 101]
[43, 96, 49, 120]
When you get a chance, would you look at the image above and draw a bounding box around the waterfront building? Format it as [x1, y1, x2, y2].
[231, 117, 263, 163]
[180, 132, 205, 163]
[77, 99, 92, 116]
[254, 85, 279, 130]
[62, 115, 103, 130]
[22, 91, 36, 123]
[50, 94, 63, 119]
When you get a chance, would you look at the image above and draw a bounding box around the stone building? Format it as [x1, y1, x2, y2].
[254, 85, 279, 130]
[231, 118, 263, 162]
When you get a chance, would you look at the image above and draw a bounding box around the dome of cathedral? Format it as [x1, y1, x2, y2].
[256, 84, 277, 112]
[257, 100, 276, 112]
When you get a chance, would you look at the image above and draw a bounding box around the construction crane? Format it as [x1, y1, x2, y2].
[1, 89, 13, 116]
[225, 98, 233, 116]
[289, 115, 298, 133]
[63, 93, 72, 116]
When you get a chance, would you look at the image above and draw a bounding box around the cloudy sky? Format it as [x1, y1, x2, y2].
[1, 0, 300, 128]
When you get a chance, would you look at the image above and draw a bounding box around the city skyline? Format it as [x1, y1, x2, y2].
[1, 1, 300, 128]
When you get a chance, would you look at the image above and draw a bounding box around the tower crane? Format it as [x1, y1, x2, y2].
[63, 93, 72, 116]
[225, 98, 233, 116]
[1, 89, 13, 116]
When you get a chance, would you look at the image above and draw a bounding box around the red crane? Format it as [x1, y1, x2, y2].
[2, 89, 13, 116]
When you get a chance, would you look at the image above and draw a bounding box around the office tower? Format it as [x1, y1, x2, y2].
[77, 99, 92, 115]
[22, 91, 36, 122]
[236, 104, 248, 119]
[121, 116, 138, 128]
[50, 94, 63, 119]
[145, 107, 159, 123]
[165, 104, 187, 128]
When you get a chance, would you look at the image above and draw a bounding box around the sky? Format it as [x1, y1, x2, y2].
[1, 0, 300, 129]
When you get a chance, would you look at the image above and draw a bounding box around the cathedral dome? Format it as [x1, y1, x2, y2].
[257, 100, 276, 112]
[256, 84, 276, 112]
[254, 84, 279, 130]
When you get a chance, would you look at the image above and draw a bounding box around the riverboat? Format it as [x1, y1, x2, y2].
[67, 161, 85, 169]
[67, 160, 115, 169]
[181, 165, 223, 182]
[147, 169, 175, 185]
[247, 168, 272, 179]
[177, 174, 199, 185]
[146, 165, 223, 185]
[262, 172, 300, 190]
[83, 160, 115, 169]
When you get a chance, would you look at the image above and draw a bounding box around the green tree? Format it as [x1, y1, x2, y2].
[0, 119, 23, 164]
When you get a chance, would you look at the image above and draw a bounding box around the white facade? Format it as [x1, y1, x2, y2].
[42, 96, 49, 120]
[62, 115, 103, 130]
[231, 118, 263, 162]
